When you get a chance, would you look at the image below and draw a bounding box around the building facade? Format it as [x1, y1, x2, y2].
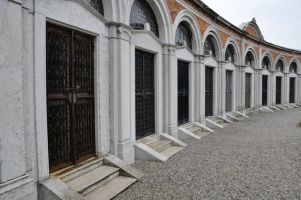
[0, 0, 301, 199]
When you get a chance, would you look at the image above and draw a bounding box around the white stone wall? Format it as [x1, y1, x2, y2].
[0, 0, 301, 199]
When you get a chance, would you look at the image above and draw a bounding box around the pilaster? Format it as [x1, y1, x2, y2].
[108, 23, 134, 163]
[162, 44, 178, 138]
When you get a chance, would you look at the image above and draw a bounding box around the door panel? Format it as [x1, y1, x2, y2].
[135, 50, 155, 140]
[46, 23, 95, 171]
[225, 70, 233, 112]
[205, 67, 214, 116]
[178, 61, 189, 125]
[289, 78, 295, 103]
[262, 75, 268, 106]
[276, 77, 282, 105]
[245, 73, 251, 108]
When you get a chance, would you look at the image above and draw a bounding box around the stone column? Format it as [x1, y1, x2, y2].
[194, 55, 202, 122]
[220, 62, 226, 117]
[108, 23, 134, 163]
[199, 57, 206, 124]
[0, 0, 28, 185]
[270, 71, 276, 105]
[239, 66, 246, 111]
[254, 69, 262, 109]
[162, 45, 178, 138]
[217, 61, 224, 116]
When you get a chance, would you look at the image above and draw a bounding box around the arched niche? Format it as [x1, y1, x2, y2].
[261, 55, 272, 70]
[245, 50, 255, 68]
[173, 10, 201, 54]
[175, 21, 193, 50]
[289, 61, 298, 73]
[126, 0, 172, 43]
[129, 0, 159, 37]
[203, 34, 221, 59]
[275, 59, 285, 72]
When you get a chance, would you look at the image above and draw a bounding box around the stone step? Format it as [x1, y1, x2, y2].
[57, 159, 104, 182]
[195, 131, 211, 138]
[187, 126, 203, 133]
[147, 139, 173, 152]
[181, 123, 193, 129]
[160, 146, 184, 158]
[191, 127, 206, 135]
[67, 165, 119, 194]
[86, 176, 137, 200]
[210, 117, 224, 123]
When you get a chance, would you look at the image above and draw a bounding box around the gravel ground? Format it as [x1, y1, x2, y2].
[115, 108, 301, 200]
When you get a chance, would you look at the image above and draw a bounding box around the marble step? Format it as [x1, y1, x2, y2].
[187, 126, 203, 133]
[56, 159, 104, 182]
[147, 139, 173, 152]
[67, 165, 119, 194]
[160, 146, 184, 158]
[86, 176, 137, 200]
[180, 123, 193, 129]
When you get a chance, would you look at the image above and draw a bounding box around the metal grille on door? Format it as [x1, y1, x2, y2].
[205, 67, 214, 116]
[289, 78, 295, 103]
[262, 75, 268, 106]
[135, 50, 155, 140]
[46, 23, 95, 172]
[225, 70, 233, 112]
[245, 73, 251, 108]
[276, 77, 282, 104]
[178, 60, 189, 125]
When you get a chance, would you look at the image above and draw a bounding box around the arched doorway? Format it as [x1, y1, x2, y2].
[261, 56, 272, 106]
[275, 59, 284, 104]
[130, 0, 159, 139]
[244, 51, 255, 109]
[175, 22, 192, 125]
[204, 34, 219, 116]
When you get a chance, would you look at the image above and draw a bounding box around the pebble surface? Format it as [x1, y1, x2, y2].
[114, 108, 301, 200]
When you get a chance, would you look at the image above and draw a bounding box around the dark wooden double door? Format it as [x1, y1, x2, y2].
[276, 77, 282, 104]
[205, 67, 214, 116]
[135, 50, 155, 140]
[178, 61, 189, 125]
[262, 75, 268, 106]
[289, 78, 296, 103]
[46, 23, 95, 171]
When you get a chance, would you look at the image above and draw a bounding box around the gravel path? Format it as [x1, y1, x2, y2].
[115, 108, 301, 200]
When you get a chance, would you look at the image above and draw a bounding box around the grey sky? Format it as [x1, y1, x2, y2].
[200, 0, 301, 50]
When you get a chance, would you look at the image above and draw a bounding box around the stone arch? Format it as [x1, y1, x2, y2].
[223, 38, 241, 65]
[244, 47, 257, 68]
[173, 10, 201, 54]
[125, 0, 172, 43]
[202, 27, 222, 60]
[261, 52, 273, 70]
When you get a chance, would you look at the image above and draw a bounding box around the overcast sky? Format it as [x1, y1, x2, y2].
[200, 0, 301, 50]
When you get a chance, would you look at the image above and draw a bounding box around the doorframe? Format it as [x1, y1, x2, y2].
[204, 57, 219, 116]
[34, 17, 102, 181]
[130, 31, 163, 141]
[223, 62, 236, 113]
[288, 74, 298, 103]
[175, 47, 195, 124]
[261, 70, 270, 106]
[274, 72, 284, 105]
[244, 67, 255, 110]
